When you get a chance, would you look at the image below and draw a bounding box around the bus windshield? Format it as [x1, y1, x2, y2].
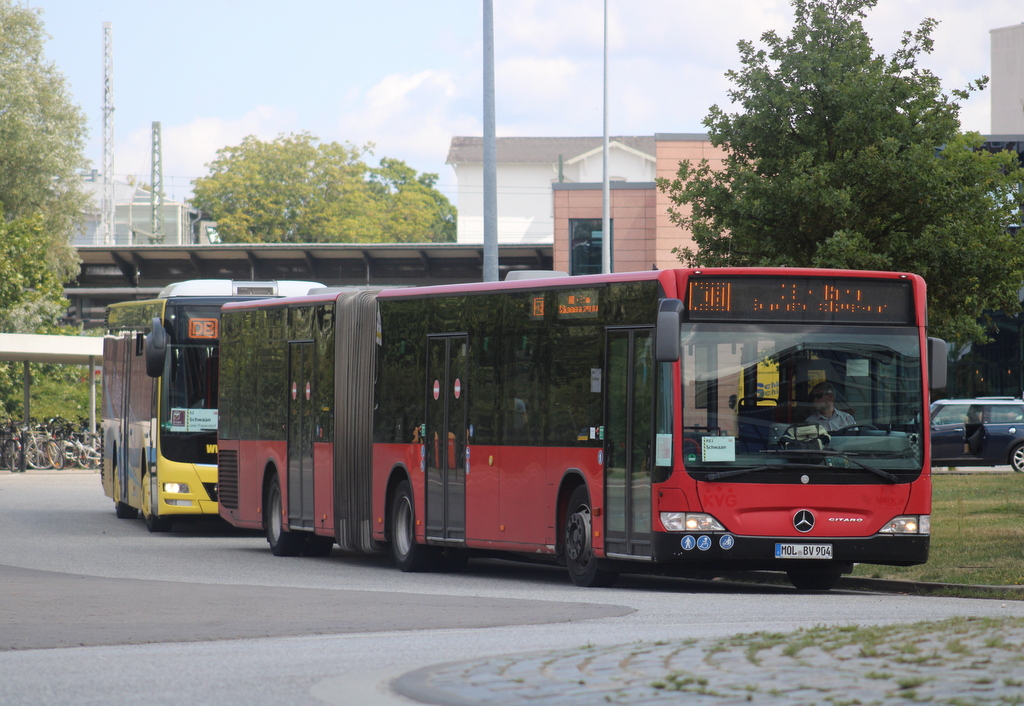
[154, 301, 226, 465]
[680, 324, 924, 480]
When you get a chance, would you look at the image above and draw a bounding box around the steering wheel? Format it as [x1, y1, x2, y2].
[779, 422, 830, 450]
[833, 424, 878, 435]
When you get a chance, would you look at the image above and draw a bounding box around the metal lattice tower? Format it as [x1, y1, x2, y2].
[101, 22, 114, 245]
[150, 121, 164, 243]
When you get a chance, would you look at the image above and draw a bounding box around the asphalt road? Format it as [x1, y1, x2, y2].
[3, 471, 1023, 705]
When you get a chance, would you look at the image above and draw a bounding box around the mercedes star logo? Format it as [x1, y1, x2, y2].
[793, 510, 815, 533]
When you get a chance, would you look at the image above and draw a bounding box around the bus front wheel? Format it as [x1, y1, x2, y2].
[143, 469, 172, 533]
[389, 480, 435, 572]
[564, 485, 617, 588]
[265, 475, 303, 556]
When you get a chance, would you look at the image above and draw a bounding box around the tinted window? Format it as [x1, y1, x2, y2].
[932, 404, 969, 425]
[987, 405, 1024, 423]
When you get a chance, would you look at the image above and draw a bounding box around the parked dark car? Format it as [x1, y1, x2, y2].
[930, 398, 1024, 472]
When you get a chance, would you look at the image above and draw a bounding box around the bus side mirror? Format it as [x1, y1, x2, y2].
[656, 299, 683, 363]
[928, 337, 947, 391]
[145, 317, 168, 378]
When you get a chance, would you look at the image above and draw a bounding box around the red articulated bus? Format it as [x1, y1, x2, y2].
[216, 268, 946, 590]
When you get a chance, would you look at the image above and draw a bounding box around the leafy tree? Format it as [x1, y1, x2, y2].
[0, 1, 88, 285]
[191, 133, 456, 244]
[0, 212, 67, 332]
[657, 0, 1024, 344]
[370, 158, 456, 243]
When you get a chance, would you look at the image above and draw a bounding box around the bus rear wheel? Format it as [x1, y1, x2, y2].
[390, 480, 435, 572]
[564, 485, 617, 588]
[266, 474, 304, 556]
[114, 501, 138, 519]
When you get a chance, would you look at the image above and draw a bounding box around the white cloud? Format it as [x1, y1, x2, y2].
[333, 69, 480, 189]
[114, 106, 298, 201]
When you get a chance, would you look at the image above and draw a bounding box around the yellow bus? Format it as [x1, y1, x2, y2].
[102, 280, 321, 531]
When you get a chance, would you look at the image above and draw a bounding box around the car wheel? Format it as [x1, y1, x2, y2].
[1010, 444, 1024, 473]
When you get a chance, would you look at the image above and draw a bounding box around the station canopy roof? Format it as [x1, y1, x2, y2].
[0, 333, 104, 365]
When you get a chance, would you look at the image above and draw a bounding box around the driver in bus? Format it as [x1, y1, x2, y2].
[805, 382, 854, 431]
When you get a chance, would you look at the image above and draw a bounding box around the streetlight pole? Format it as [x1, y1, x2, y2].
[482, 0, 499, 282]
[601, 0, 611, 274]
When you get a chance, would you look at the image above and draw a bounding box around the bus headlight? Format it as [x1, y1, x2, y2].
[163, 483, 189, 494]
[879, 515, 929, 534]
[660, 512, 726, 532]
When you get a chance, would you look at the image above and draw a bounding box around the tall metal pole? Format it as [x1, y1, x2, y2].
[101, 22, 115, 246]
[482, 0, 499, 282]
[151, 121, 164, 243]
[601, 0, 611, 274]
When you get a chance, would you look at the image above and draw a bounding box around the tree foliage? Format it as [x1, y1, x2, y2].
[0, 2, 93, 419]
[191, 133, 456, 244]
[0, 1, 88, 285]
[656, 0, 1024, 344]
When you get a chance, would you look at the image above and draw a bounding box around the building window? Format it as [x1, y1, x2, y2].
[569, 218, 612, 275]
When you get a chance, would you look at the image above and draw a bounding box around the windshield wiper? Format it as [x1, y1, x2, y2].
[704, 452, 901, 484]
[705, 462, 831, 482]
[758, 449, 901, 483]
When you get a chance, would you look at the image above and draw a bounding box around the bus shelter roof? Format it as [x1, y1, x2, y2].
[0, 333, 103, 436]
[0, 333, 103, 364]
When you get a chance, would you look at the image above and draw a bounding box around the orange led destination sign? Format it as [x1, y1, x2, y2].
[188, 318, 219, 339]
[687, 277, 913, 325]
[556, 289, 600, 319]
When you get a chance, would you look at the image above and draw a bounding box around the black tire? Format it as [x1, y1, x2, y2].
[302, 534, 335, 557]
[265, 474, 304, 556]
[563, 485, 618, 587]
[389, 479, 436, 572]
[1010, 444, 1024, 473]
[114, 501, 138, 519]
[787, 566, 843, 591]
[143, 470, 172, 532]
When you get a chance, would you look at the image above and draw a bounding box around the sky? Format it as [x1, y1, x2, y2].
[25, 0, 1024, 205]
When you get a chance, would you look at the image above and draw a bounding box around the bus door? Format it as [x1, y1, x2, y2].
[287, 341, 315, 530]
[424, 334, 467, 543]
[604, 328, 654, 558]
[104, 334, 132, 500]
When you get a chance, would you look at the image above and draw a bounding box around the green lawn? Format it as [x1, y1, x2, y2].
[852, 473, 1024, 586]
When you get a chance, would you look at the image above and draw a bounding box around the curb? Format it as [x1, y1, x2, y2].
[727, 570, 1024, 596]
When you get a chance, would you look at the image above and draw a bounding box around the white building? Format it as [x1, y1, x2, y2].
[991, 23, 1024, 134]
[76, 171, 212, 246]
[446, 136, 656, 244]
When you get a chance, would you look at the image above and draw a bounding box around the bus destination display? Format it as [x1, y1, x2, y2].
[687, 277, 914, 324]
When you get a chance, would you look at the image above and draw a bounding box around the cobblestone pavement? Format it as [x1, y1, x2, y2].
[395, 616, 1024, 705]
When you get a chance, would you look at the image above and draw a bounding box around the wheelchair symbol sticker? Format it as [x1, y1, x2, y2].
[696, 535, 712, 551]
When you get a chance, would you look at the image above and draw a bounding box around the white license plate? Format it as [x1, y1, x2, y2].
[775, 543, 833, 559]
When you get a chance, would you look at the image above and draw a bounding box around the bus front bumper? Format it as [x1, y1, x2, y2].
[648, 531, 929, 569]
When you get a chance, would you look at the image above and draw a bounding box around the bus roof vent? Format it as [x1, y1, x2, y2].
[158, 280, 326, 298]
[233, 281, 278, 296]
[504, 270, 569, 281]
